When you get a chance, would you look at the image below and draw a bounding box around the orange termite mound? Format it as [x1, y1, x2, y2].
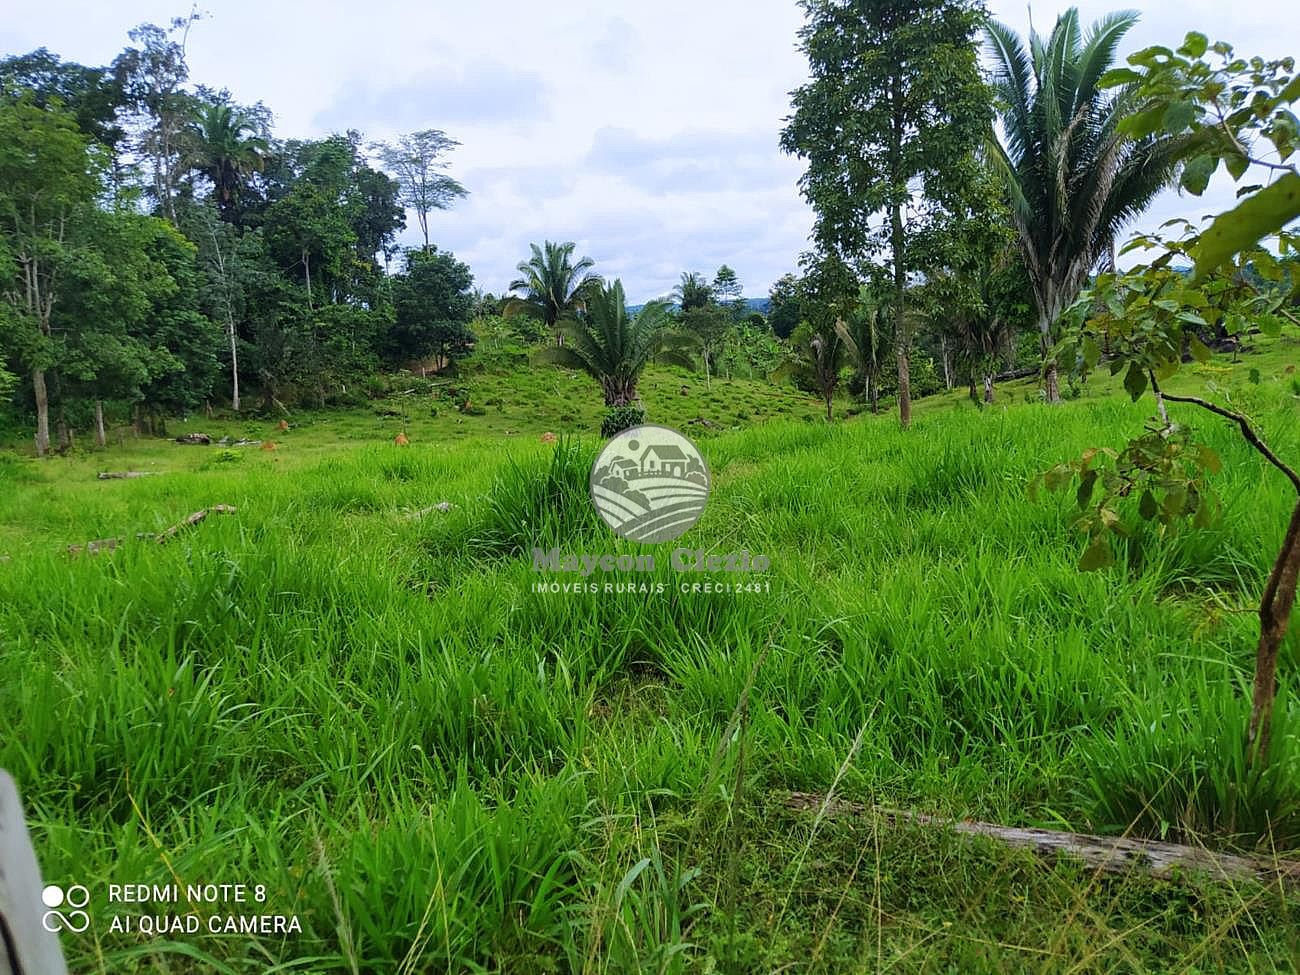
[261, 441, 277, 451]
[395, 432, 410, 446]
[540, 431, 557, 444]
[278, 419, 290, 432]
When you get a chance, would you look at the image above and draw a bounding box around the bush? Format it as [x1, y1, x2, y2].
[601, 405, 645, 438]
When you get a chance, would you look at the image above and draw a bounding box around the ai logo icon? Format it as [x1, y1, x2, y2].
[589, 424, 710, 543]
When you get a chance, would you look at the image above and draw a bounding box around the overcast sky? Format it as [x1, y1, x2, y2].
[2, 1, 1296, 302]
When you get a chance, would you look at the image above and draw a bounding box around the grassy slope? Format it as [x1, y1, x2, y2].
[3, 342, 1300, 971]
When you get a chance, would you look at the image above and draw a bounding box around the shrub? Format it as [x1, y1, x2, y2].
[600, 405, 645, 438]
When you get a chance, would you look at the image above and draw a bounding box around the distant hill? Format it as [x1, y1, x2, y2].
[627, 297, 771, 315]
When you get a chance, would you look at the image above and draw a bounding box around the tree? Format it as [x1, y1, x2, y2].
[389, 247, 475, 368]
[546, 279, 694, 406]
[506, 241, 601, 346]
[183, 201, 266, 411]
[768, 273, 803, 339]
[835, 283, 892, 413]
[672, 271, 713, 312]
[783, 0, 991, 429]
[1041, 32, 1300, 771]
[681, 303, 733, 386]
[985, 7, 1176, 403]
[0, 97, 100, 455]
[112, 15, 203, 224]
[186, 95, 269, 223]
[372, 130, 467, 251]
[712, 264, 746, 318]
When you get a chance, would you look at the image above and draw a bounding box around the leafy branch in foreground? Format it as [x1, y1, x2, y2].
[1036, 30, 1300, 770]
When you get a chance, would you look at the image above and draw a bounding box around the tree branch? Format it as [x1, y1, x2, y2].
[1151, 375, 1300, 495]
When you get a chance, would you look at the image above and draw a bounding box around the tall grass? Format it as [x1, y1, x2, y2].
[3, 390, 1300, 970]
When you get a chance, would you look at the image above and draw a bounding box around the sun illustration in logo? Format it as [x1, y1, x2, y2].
[589, 424, 710, 542]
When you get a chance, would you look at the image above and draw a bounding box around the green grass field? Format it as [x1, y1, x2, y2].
[4, 345, 1300, 972]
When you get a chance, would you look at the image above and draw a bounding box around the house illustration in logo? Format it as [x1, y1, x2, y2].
[640, 443, 687, 478]
[589, 425, 710, 543]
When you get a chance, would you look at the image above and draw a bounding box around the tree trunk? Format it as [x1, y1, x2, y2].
[967, 367, 978, 403]
[940, 335, 952, 390]
[303, 250, 313, 309]
[1039, 311, 1061, 404]
[983, 373, 994, 404]
[1248, 498, 1300, 763]
[229, 318, 241, 412]
[825, 390, 833, 422]
[888, 79, 910, 430]
[94, 400, 106, 448]
[32, 368, 50, 457]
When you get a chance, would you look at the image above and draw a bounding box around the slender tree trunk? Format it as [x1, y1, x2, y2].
[967, 367, 978, 403]
[229, 318, 241, 412]
[32, 368, 50, 457]
[889, 80, 911, 430]
[303, 250, 313, 309]
[983, 373, 994, 404]
[826, 389, 833, 422]
[95, 400, 106, 448]
[940, 335, 952, 389]
[1039, 308, 1061, 404]
[1248, 498, 1300, 763]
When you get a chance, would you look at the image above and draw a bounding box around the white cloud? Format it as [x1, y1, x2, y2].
[3, 1, 1297, 299]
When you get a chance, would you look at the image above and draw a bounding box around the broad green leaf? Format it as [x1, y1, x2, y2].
[1163, 100, 1195, 132]
[1077, 469, 1098, 509]
[1139, 489, 1159, 520]
[1180, 155, 1216, 196]
[1188, 334, 1212, 362]
[1193, 172, 1300, 280]
[1178, 32, 1209, 59]
[1124, 362, 1148, 401]
[1197, 444, 1223, 473]
[1225, 152, 1251, 180]
[1079, 537, 1115, 571]
[1099, 67, 1144, 88]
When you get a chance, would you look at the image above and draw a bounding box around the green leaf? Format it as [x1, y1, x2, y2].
[1124, 362, 1148, 401]
[1180, 155, 1216, 196]
[1197, 444, 1223, 474]
[1178, 32, 1209, 58]
[1077, 469, 1098, 509]
[1138, 489, 1159, 520]
[1079, 537, 1115, 571]
[1163, 100, 1196, 132]
[1099, 67, 1144, 88]
[1193, 172, 1300, 280]
[1188, 334, 1212, 362]
[1225, 152, 1251, 180]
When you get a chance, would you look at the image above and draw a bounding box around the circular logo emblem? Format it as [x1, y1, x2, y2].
[589, 424, 710, 542]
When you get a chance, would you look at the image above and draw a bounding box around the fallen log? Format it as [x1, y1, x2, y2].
[156, 505, 237, 544]
[175, 432, 212, 445]
[96, 470, 156, 480]
[782, 792, 1300, 887]
[67, 537, 123, 557]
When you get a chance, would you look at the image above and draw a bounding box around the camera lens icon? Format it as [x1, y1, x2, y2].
[41, 884, 91, 933]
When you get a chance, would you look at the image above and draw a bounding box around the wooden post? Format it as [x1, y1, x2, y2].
[0, 770, 70, 974]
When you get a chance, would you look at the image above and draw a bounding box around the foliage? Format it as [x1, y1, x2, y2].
[783, 0, 991, 427]
[389, 246, 475, 367]
[985, 7, 1177, 402]
[767, 272, 802, 339]
[545, 279, 695, 406]
[601, 404, 646, 438]
[506, 240, 601, 342]
[1103, 33, 1300, 281]
[371, 129, 468, 251]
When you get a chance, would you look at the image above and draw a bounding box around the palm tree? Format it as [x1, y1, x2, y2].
[672, 271, 713, 312]
[985, 7, 1175, 402]
[505, 241, 601, 346]
[187, 101, 269, 222]
[546, 279, 695, 406]
[834, 285, 892, 414]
